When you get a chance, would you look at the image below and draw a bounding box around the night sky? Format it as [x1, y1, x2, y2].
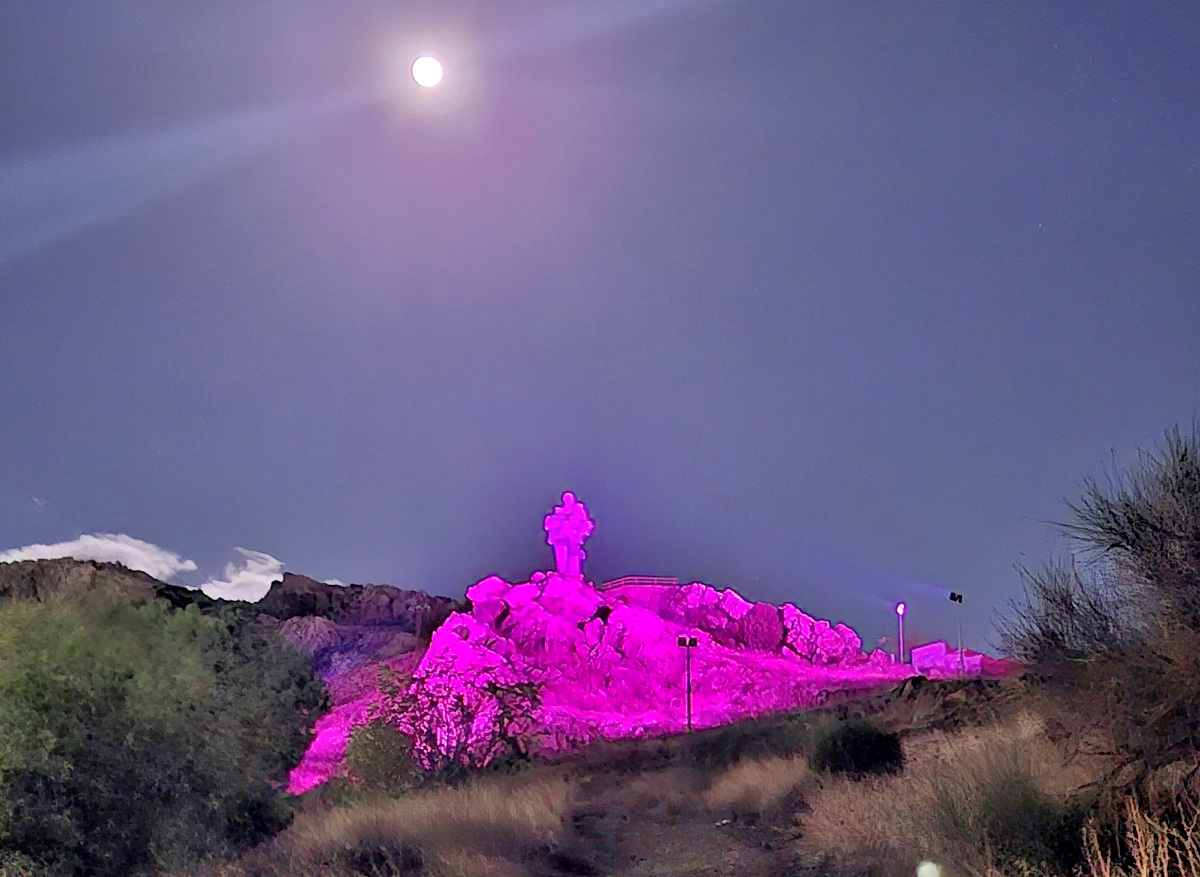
[2, 1, 1198, 651]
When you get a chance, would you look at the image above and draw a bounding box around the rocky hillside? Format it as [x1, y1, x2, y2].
[389, 572, 917, 775]
[0, 560, 457, 631]
[255, 572, 459, 633]
[0, 557, 177, 605]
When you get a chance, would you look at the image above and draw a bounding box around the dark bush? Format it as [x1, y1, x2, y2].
[0, 851, 46, 877]
[336, 840, 423, 877]
[809, 719, 902, 779]
[684, 716, 809, 771]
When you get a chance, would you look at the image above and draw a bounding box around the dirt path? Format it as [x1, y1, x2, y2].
[558, 763, 805, 877]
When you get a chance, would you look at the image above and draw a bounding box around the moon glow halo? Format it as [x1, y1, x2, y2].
[412, 56, 444, 88]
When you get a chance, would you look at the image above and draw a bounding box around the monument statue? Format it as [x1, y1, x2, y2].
[543, 491, 595, 578]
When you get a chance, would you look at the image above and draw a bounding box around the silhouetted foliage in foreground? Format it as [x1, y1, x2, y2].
[997, 560, 1137, 665]
[996, 425, 1200, 767]
[683, 715, 810, 771]
[809, 718, 903, 779]
[0, 593, 325, 877]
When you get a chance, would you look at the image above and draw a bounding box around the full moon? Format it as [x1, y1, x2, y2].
[412, 56, 444, 88]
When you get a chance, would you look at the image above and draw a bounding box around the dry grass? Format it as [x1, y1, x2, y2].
[200, 772, 576, 877]
[1086, 797, 1200, 877]
[617, 765, 703, 818]
[703, 754, 810, 818]
[798, 712, 1105, 877]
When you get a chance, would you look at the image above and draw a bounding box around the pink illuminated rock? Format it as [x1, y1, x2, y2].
[387, 571, 918, 771]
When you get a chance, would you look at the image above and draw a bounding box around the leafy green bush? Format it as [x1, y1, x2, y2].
[809, 718, 902, 779]
[0, 592, 326, 876]
[343, 720, 425, 798]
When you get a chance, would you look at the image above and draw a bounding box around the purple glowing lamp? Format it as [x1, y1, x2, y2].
[895, 602, 907, 663]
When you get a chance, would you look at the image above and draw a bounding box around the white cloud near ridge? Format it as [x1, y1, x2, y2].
[0, 533, 198, 581]
[199, 548, 284, 602]
[0, 535, 305, 603]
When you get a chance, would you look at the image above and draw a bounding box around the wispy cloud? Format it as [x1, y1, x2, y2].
[323, 578, 347, 587]
[31, 496, 48, 513]
[199, 548, 284, 602]
[0, 533, 198, 581]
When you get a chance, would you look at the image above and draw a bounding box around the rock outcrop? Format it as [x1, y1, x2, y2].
[0, 558, 182, 605]
[380, 572, 910, 775]
[0, 562, 458, 638]
[287, 493, 1015, 794]
[255, 573, 459, 635]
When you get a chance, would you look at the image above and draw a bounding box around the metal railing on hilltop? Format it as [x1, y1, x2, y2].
[597, 576, 680, 591]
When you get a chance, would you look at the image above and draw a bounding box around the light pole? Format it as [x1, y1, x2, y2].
[949, 592, 965, 678]
[677, 635, 698, 731]
[895, 602, 907, 664]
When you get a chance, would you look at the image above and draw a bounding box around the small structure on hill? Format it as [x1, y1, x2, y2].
[598, 576, 680, 590]
[909, 640, 1022, 678]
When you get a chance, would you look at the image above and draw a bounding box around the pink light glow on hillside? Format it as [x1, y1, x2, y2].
[286, 493, 1017, 794]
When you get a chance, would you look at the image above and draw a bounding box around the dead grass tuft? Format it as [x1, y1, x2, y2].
[228, 773, 575, 877]
[703, 754, 811, 817]
[1086, 796, 1200, 877]
[619, 765, 702, 818]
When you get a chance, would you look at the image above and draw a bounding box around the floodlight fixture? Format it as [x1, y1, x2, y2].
[895, 602, 907, 663]
[676, 635, 698, 730]
[949, 592, 965, 676]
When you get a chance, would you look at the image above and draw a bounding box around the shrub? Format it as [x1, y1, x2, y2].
[996, 560, 1136, 665]
[1066, 424, 1200, 632]
[0, 592, 325, 876]
[367, 663, 543, 778]
[994, 425, 1200, 664]
[684, 715, 809, 771]
[0, 851, 46, 877]
[809, 718, 903, 779]
[995, 424, 1200, 773]
[343, 720, 425, 798]
[930, 755, 1083, 869]
[798, 713, 1092, 877]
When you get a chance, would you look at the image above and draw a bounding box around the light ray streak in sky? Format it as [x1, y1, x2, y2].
[487, 0, 728, 59]
[0, 0, 731, 266]
[0, 89, 369, 266]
